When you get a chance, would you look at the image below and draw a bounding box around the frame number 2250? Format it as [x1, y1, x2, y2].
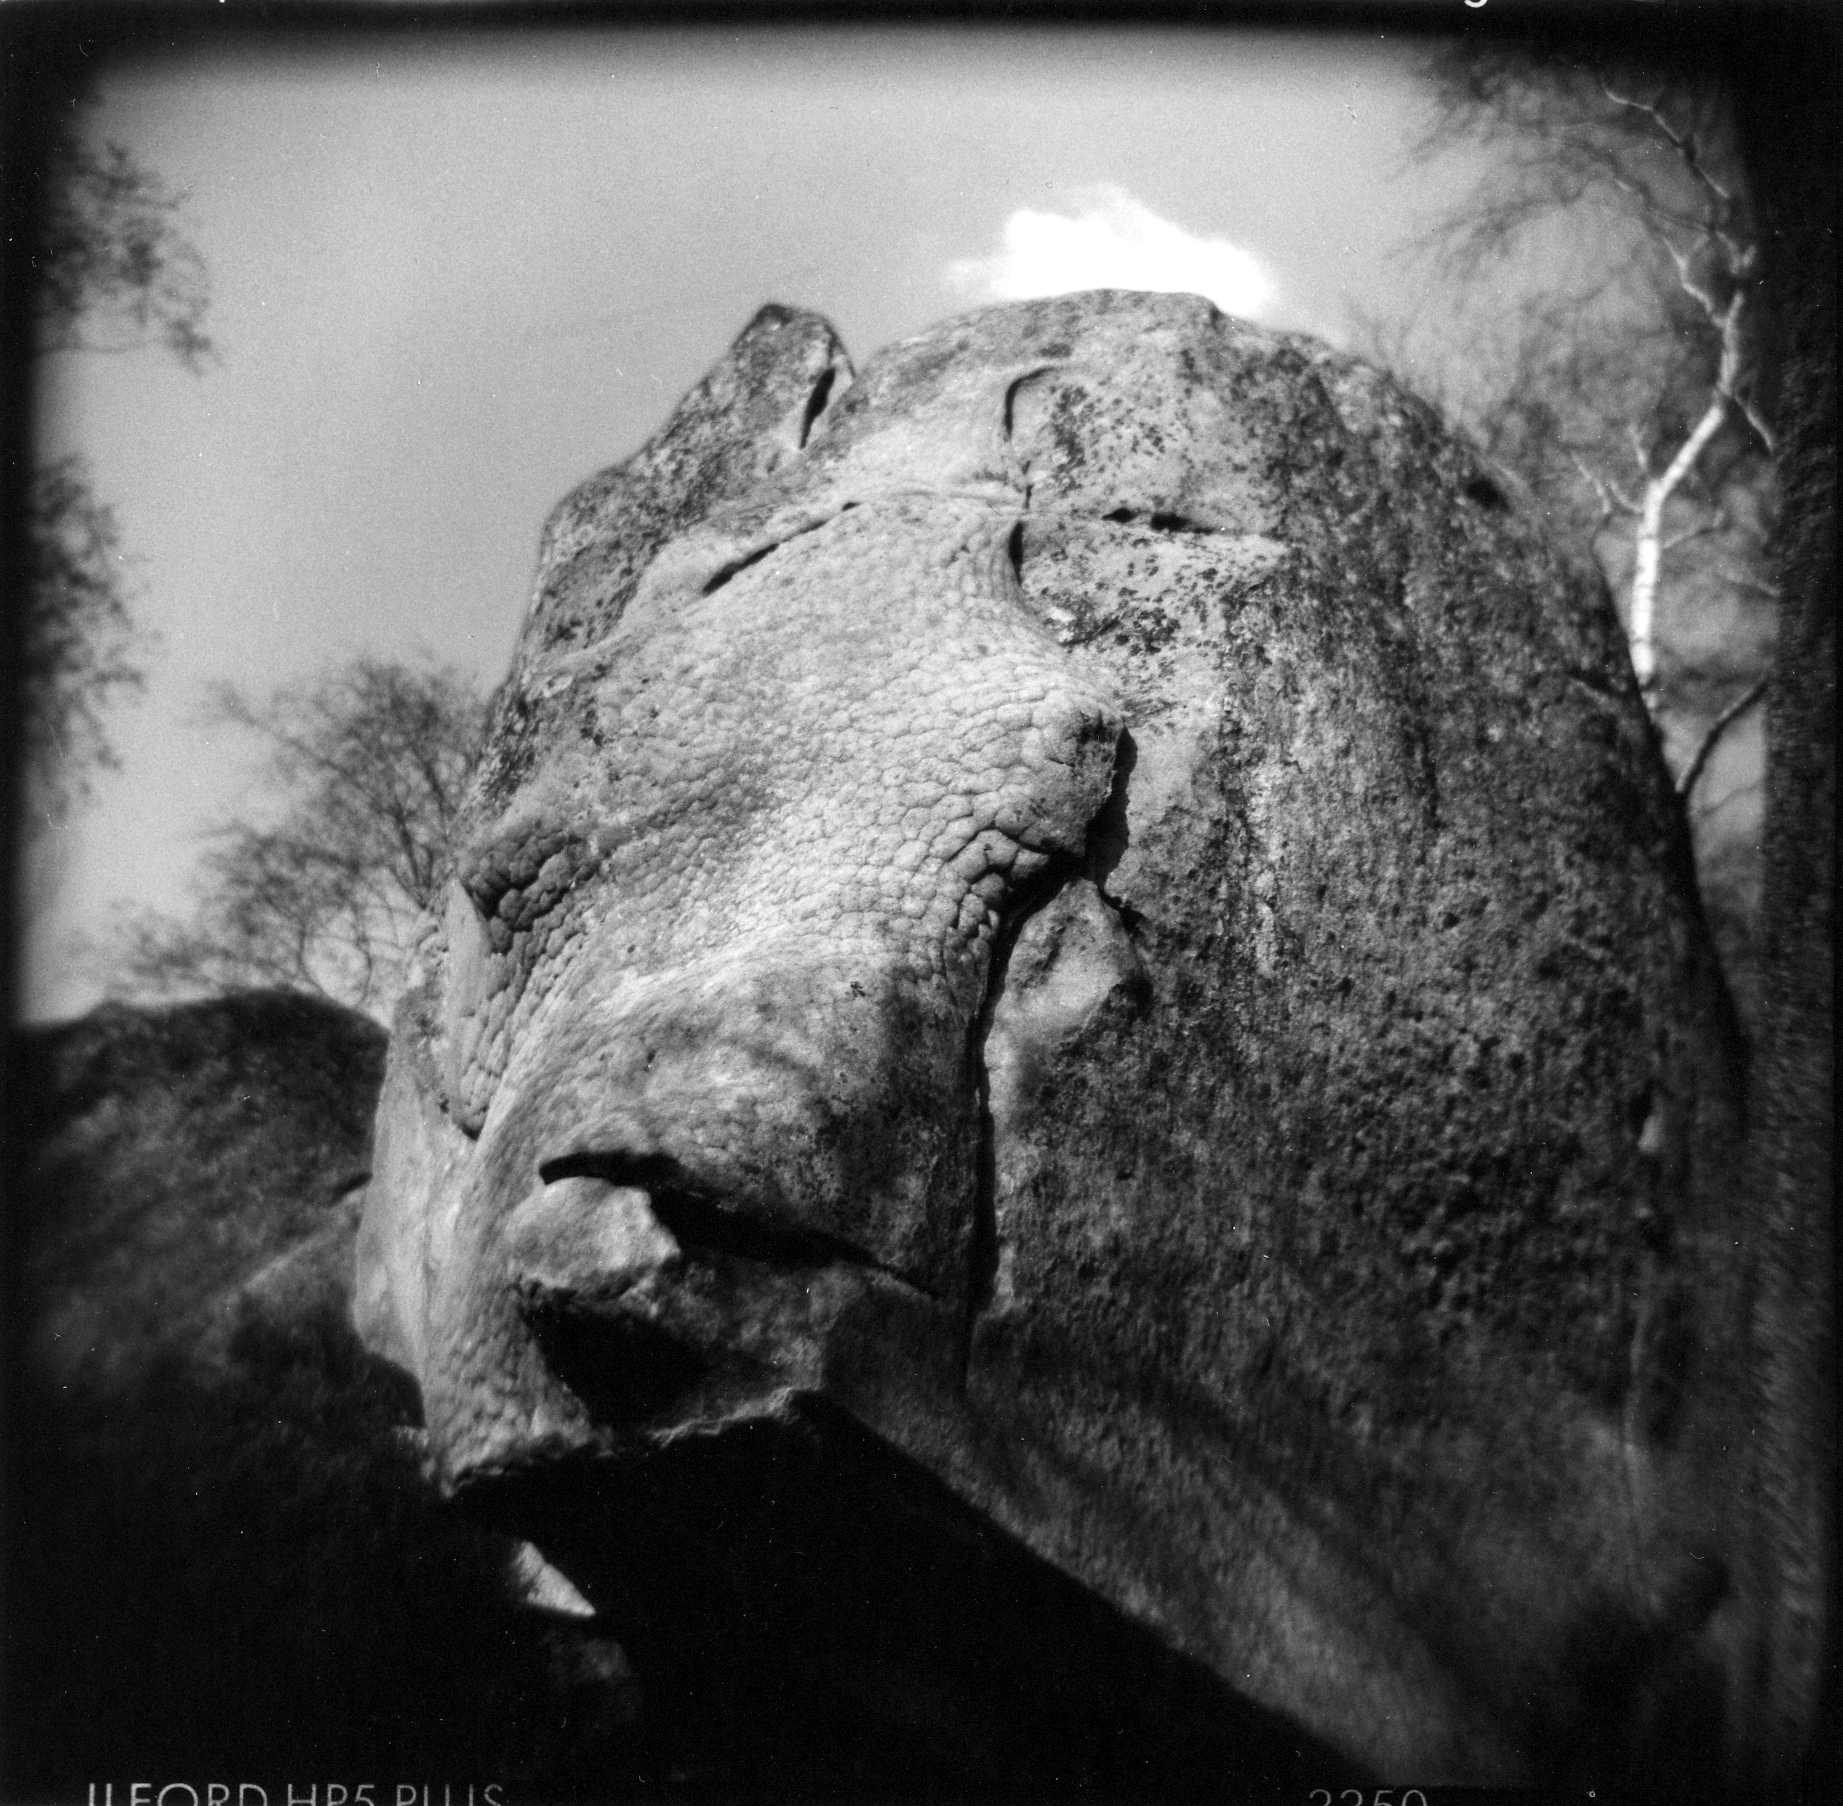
[1310, 1794, 1431, 1806]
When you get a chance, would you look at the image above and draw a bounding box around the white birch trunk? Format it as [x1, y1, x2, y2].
[1626, 291, 1747, 695]
[1630, 390, 1730, 688]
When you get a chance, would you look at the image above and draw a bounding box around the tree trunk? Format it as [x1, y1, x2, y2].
[1631, 385, 1731, 691]
[1732, 15, 1838, 1796]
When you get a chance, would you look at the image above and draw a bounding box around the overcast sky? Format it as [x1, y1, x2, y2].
[22, 22, 1481, 1022]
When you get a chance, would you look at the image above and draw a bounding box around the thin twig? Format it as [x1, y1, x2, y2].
[1719, 567, 1781, 601]
[1678, 674, 1769, 798]
[1690, 777, 1765, 825]
[1733, 386, 1777, 457]
[1662, 513, 1726, 553]
[1598, 77, 1737, 217]
[1568, 449, 1639, 525]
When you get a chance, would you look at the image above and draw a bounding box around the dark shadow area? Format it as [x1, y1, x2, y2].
[466, 1403, 1370, 1802]
[2, 993, 650, 1802]
[3, 1308, 650, 1801]
[2, 990, 1361, 1803]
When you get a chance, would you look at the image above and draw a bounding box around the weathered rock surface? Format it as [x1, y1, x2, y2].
[17, 991, 385, 1394]
[359, 292, 1762, 1789]
[7, 988, 1339, 1799]
[3, 993, 642, 1797]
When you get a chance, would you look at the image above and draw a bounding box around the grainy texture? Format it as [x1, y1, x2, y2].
[361, 292, 1762, 1788]
[1734, 19, 1838, 1794]
[3, 993, 646, 1798]
[17, 991, 385, 1392]
[2, 991, 1360, 1799]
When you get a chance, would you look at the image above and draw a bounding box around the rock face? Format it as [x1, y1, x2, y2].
[4, 994, 641, 1797]
[17, 992, 386, 1396]
[358, 293, 1761, 1788]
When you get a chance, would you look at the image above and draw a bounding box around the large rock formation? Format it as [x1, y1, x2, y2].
[3, 993, 642, 1798]
[358, 292, 1762, 1789]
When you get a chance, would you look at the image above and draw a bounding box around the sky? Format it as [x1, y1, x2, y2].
[21, 22, 1479, 1022]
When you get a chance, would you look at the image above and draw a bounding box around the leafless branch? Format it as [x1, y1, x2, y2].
[1719, 567, 1781, 601]
[1678, 676, 1770, 799]
[112, 657, 490, 1015]
[1662, 514, 1726, 553]
[1690, 776, 1765, 826]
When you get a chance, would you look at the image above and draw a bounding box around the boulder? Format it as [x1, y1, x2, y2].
[358, 293, 1759, 1790]
[4, 993, 640, 1797]
[17, 991, 385, 1394]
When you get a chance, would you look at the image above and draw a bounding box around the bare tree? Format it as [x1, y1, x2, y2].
[22, 98, 215, 824]
[1390, 43, 1780, 1030]
[22, 457, 148, 825]
[34, 121, 215, 371]
[114, 659, 489, 1018]
[1407, 44, 1776, 777]
[1401, 39, 1836, 1775]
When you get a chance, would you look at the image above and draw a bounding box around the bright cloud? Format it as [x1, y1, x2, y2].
[947, 183, 1276, 320]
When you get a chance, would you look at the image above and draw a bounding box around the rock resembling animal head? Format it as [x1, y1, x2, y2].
[358, 294, 1759, 1785]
